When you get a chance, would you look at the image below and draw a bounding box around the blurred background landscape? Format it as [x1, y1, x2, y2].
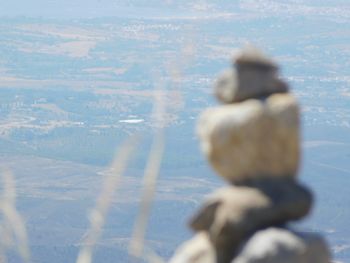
[0, 0, 350, 262]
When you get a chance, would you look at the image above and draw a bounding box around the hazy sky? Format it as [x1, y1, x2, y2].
[2, 0, 349, 19]
[0, 0, 202, 19]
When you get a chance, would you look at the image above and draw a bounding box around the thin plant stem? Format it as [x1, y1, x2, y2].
[128, 88, 165, 261]
[76, 137, 139, 263]
[0, 170, 31, 263]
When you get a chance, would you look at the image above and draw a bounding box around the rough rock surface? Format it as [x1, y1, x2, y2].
[169, 232, 215, 263]
[197, 93, 300, 183]
[233, 227, 331, 263]
[168, 228, 329, 263]
[169, 47, 330, 263]
[215, 68, 238, 104]
[190, 180, 312, 263]
[215, 48, 287, 104]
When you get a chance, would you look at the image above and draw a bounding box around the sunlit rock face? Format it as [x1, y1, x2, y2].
[197, 93, 300, 183]
[189, 180, 312, 263]
[171, 46, 330, 263]
[233, 228, 331, 263]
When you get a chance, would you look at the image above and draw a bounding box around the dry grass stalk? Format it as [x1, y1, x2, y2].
[76, 137, 138, 263]
[128, 86, 166, 260]
[128, 28, 197, 262]
[0, 169, 30, 263]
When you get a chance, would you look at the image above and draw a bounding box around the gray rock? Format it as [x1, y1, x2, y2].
[197, 93, 300, 183]
[169, 232, 215, 263]
[190, 180, 313, 263]
[215, 47, 288, 104]
[233, 227, 331, 263]
[233, 46, 277, 68]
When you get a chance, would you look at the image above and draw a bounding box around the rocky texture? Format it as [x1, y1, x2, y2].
[190, 180, 312, 263]
[215, 47, 287, 104]
[169, 232, 215, 263]
[233, 228, 330, 263]
[169, 228, 330, 263]
[197, 93, 300, 183]
[214, 69, 238, 104]
[169, 47, 330, 263]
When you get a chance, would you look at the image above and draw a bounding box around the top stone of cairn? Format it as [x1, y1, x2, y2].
[215, 46, 288, 104]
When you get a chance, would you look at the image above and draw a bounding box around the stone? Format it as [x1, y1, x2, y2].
[234, 46, 277, 68]
[233, 227, 331, 263]
[215, 47, 288, 104]
[197, 93, 300, 183]
[215, 68, 238, 104]
[169, 232, 215, 263]
[190, 180, 312, 263]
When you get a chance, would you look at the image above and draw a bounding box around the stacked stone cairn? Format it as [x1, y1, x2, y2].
[169, 47, 331, 263]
